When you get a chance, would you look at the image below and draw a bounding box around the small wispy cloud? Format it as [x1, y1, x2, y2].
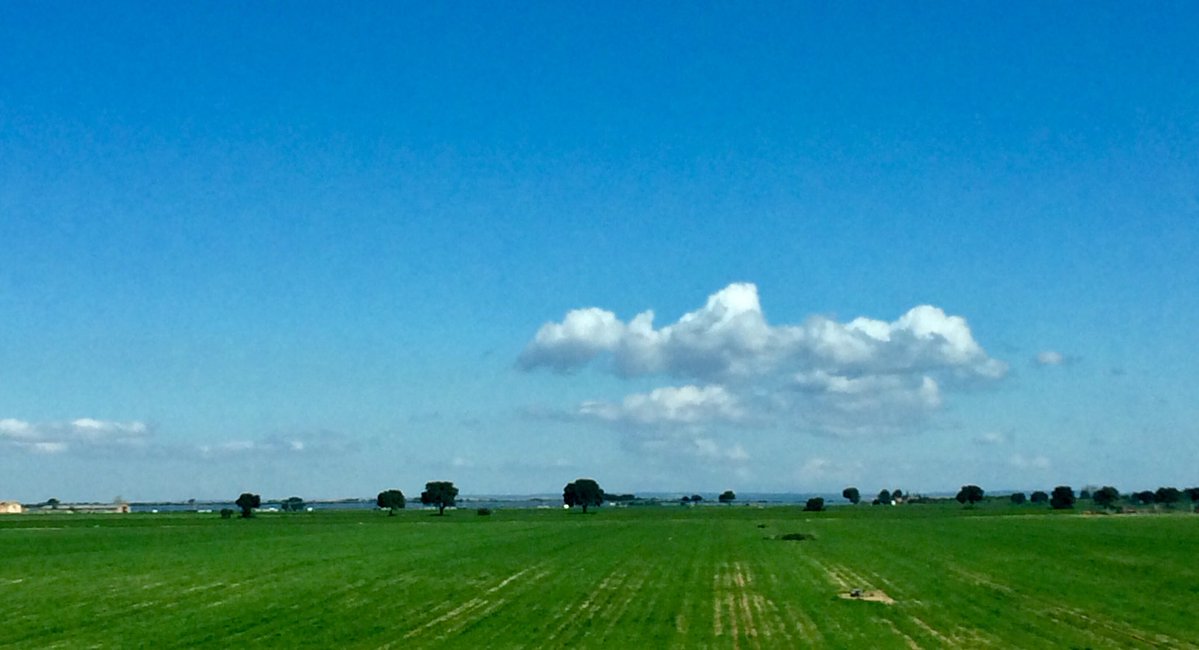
[973, 431, 1009, 445]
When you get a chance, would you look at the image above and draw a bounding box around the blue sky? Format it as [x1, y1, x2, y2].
[2, 3, 1197, 502]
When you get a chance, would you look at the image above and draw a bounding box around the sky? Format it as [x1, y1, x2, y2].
[2, 2, 1197, 502]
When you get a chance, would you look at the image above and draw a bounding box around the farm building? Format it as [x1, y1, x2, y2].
[0, 501, 23, 514]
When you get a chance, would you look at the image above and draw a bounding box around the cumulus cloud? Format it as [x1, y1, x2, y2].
[578, 385, 745, 428]
[520, 283, 1006, 439]
[0, 418, 152, 455]
[520, 283, 1005, 382]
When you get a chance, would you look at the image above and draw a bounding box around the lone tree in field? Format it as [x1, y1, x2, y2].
[842, 487, 860, 504]
[719, 490, 736, 504]
[1030, 490, 1049, 505]
[1010, 492, 1026, 505]
[563, 478, 604, 513]
[1050, 485, 1075, 510]
[877, 489, 892, 505]
[235, 492, 261, 518]
[421, 481, 458, 515]
[803, 497, 825, 512]
[376, 489, 406, 515]
[956, 485, 984, 507]
[1092, 486, 1119, 510]
[281, 496, 305, 512]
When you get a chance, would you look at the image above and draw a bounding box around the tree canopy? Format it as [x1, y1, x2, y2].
[955, 485, 984, 506]
[281, 496, 305, 512]
[803, 497, 825, 512]
[377, 489, 406, 515]
[1050, 485, 1075, 510]
[563, 478, 604, 513]
[1092, 486, 1119, 510]
[718, 490, 736, 504]
[1155, 486, 1182, 506]
[235, 493, 260, 518]
[877, 489, 892, 504]
[842, 487, 860, 504]
[1010, 492, 1026, 505]
[420, 481, 458, 515]
[1030, 490, 1049, 504]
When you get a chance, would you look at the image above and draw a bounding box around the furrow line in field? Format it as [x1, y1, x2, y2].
[543, 569, 627, 644]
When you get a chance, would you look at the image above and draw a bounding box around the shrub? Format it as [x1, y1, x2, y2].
[476, 508, 492, 516]
[219, 508, 234, 519]
[778, 532, 812, 541]
[803, 497, 825, 512]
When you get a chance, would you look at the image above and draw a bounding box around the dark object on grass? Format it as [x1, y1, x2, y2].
[421, 481, 459, 515]
[476, 507, 492, 516]
[235, 493, 260, 518]
[563, 478, 604, 513]
[220, 508, 234, 519]
[377, 489, 406, 515]
[803, 497, 825, 512]
[956, 485, 984, 507]
[778, 532, 812, 541]
[1050, 485, 1075, 510]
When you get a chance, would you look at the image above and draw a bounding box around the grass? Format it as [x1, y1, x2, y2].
[1, 503, 1196, 648]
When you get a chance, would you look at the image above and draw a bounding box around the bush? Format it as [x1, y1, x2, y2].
[219, 508, 234, 519]
[803, 497, 825, 512]
[476, 508, 492, 516]
[778, 532, 813, 541]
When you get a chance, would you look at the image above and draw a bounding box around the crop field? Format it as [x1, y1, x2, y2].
[1, 504, 1196, 648]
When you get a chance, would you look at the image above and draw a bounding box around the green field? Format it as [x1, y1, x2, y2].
[2, 504, 1195, 648]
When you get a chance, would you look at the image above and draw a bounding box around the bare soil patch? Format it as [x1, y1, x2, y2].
[839, 589, 895, 604]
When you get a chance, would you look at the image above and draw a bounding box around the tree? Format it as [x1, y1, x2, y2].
[892, 489, 904, 502]
[803, 497, 825, 512]
[235, 493, 261, 518]
[1155, 487, 1182, 507]
[1079, 488, 1093, 500]
[563, 478, 604, 514]
[956, 485, 984, 507]
[878, 489, 892, 505]
[1030, 490, 1049, 505]
[690, 494, 703, 503]
[1050, 485, 1075, 510]
[1185, 487, 1199, 503]
[842, 487, 860, 504]
[1010, 492, 1026, 505]
[421, 481, 458, 515]
[46, 497, 60, 510]
[1133, 490, 1156, 506]
[718, 490, 736, 504]
[377, 489, 406, 515]
[1092, 486, 1119, 510]
[281, 496, 305, 512]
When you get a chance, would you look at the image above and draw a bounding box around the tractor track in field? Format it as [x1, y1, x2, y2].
[712, 561, 793, 649]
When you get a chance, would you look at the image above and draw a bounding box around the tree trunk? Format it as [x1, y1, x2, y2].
[438, 504, 446, 515]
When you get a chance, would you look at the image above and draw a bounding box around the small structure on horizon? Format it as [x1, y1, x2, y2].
[0, 501, 24, 514]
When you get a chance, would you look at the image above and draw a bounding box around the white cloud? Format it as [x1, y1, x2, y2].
[196, 431, 358, 459]
[0, 418, 152, 455]
[798, 457, 865, 483]
[521, 283, 1006, 383]
[1009, 453, 1051, 470]
[973, 431, 1009, 445]
[521, 283, 1006, 444]
[579, 385, 745, 427]
[1035, 350, 1068, 366]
